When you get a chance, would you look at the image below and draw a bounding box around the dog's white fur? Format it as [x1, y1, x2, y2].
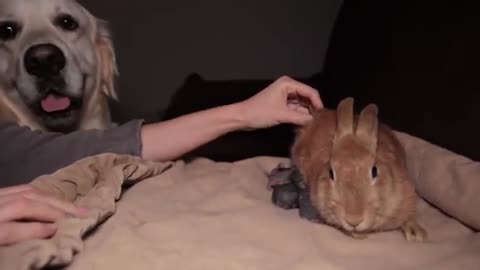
[0, 0, 117, 132]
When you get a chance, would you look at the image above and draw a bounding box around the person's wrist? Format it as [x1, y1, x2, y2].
[226, 101, 251, 131]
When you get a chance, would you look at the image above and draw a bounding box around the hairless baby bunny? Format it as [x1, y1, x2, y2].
[267, 163, 322, 223]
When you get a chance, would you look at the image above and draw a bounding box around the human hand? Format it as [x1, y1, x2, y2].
[0, 184, 87, 246]
[237, 76, 323, 129]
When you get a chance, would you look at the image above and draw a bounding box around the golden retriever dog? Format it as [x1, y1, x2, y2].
[0, 0, 118, 133]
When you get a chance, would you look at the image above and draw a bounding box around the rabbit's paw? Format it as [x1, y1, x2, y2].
[401, 219, 428, 242]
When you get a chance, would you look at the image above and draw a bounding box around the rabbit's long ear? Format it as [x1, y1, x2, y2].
[335, 97, 355, 139]
[356, 104, 379, 153]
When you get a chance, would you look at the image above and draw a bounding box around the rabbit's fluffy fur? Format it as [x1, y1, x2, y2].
[291, 97, 427, 241]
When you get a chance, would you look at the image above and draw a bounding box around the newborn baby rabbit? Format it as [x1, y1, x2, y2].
[290, 97, 427, 241]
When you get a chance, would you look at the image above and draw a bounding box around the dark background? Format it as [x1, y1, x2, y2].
[78, 0, 480, 162]
[79, 0, 342, 120]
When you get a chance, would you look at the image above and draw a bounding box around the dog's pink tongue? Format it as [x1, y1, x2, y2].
[41, 95, 71, 112]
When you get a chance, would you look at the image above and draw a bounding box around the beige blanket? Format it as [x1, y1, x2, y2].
[1, 131, 479, 269]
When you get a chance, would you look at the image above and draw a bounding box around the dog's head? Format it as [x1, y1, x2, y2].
[0, 0, 117, 132]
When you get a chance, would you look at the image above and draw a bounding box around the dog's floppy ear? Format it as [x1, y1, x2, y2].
[95, 19, 119, 100]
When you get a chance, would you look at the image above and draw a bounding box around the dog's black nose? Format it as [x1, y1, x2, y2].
[24, 43, 66, 77]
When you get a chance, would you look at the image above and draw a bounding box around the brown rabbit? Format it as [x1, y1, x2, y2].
[290, 97, 427, 241]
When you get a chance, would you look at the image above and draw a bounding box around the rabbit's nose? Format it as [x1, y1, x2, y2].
[345, 215, 363, 228]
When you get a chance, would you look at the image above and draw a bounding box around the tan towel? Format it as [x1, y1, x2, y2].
[65, 132, 478, 270]
[396, 131, 480, 230]
[1, 131, 480, 270]
[0, 153, 173, 270]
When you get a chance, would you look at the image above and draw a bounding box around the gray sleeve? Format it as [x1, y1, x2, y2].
[0, 120, 144, 188]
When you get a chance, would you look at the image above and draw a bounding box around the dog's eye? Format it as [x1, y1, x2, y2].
[0, 22, 20, 41]
[55, 14, 79, 31]
[371, 165, 378, 178]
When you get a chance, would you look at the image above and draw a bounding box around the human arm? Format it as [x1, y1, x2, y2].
[140, 76, 323, 161]
[0, 120, 144, 188]
[0, 76, 322, 187]
[0, 76, 322, 246]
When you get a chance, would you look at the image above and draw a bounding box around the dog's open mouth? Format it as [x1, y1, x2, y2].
[40, 94, 73, 113]
[34, 92, 82, 132]
[37, 92, 82, 118]
[32, 77, 84, 132]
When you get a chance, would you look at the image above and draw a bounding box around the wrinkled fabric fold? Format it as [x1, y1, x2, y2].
[0, 153, 172, 270]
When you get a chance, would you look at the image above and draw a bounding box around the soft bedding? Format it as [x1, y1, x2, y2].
[0, 131, 479, 270]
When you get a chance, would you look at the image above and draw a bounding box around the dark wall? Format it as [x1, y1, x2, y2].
[159, 0, 480, 162]
[320, 0, 480, 160]
[78, 0, 343, 120]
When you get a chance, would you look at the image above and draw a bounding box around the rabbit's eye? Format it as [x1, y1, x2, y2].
[371, 166, 378, 178]
[329, 168, 335, 181]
